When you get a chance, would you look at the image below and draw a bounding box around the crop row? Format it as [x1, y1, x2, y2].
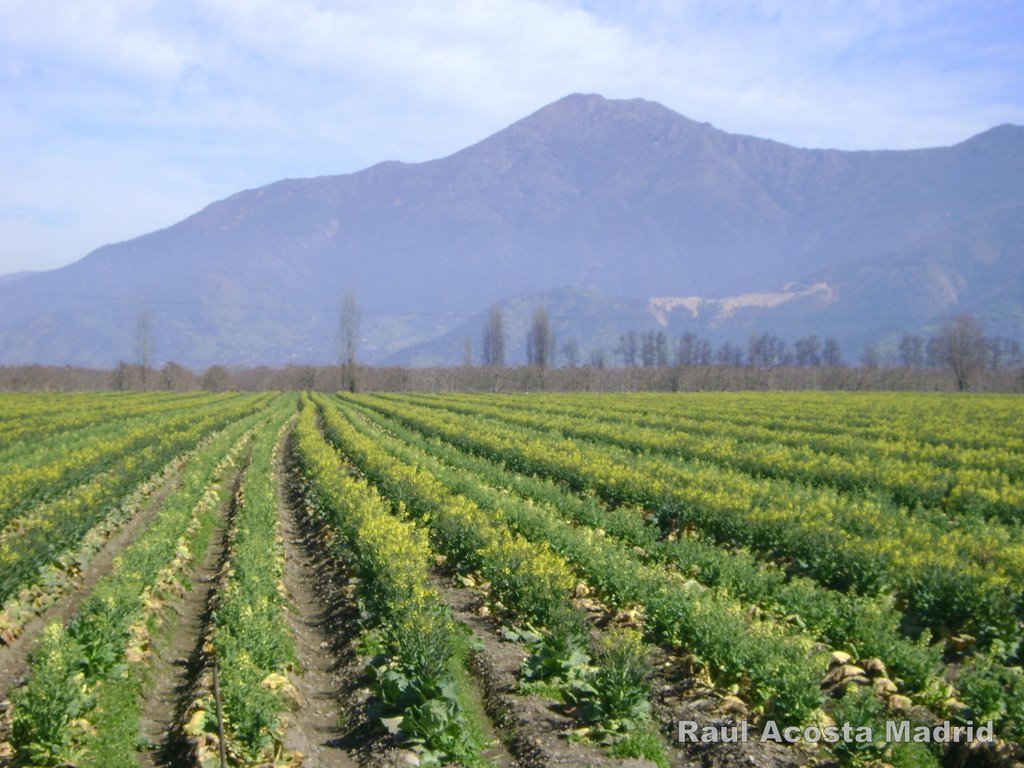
[349, 397, 1024, 740]
[291, 399, 485, 764]
[345, 398, 942, 696]
[528, 391, 1024, 452]
[0, 392, 244, 527]
[419, 391, 1024, 456]
[0, 391, 217, 448]
[0, 394, 273, 605]
[357, 394, 1024, 646]
[5, 406, 263, 765]
[188, 396, 298, 764]
[408, 393, 1024, 520]
[321, 396, 827, 726]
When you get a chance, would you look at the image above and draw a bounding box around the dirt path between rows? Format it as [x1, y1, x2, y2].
[435, 574, 654, 768]
[137, 468, 242, 768]
[0, 460, 186, 703]
[277, 438, 361, 768]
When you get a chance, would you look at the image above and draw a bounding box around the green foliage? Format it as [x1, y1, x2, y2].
[570, 628, 652, 732]
[607, 724, 670, 768]
[0, 393, 273, 605]
[520, 608, 591, 687]
[217, 650, 285, 763]
[209, 406, 298, 761]
[957, 652, 1024, 739]
[828, 686, 889, 763]
[79, 671, 145, 768]
[333, 394, 826, 726]
[10, 624, 87, 766]
[369, 662, 479, 765]
[292, 399, 482, 765]
[7, 396, 278, 765]
[67, 594, 134, 679]
[828, 686, 941, 768]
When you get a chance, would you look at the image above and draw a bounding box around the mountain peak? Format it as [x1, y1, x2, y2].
[959, 123, 1024, 147]
[523, 92, 702, 128]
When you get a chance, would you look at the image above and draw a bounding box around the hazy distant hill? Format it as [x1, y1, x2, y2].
[1, 94, 1021, 367]
[0, 271, 38, 285]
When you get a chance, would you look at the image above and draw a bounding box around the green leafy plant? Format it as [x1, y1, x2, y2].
[957, 652, 1024, 739]
[518, 607, 591, 689]
[570, 627, 652, 734]
[10, 624, 88, 766]
[368, 662, 477, 765]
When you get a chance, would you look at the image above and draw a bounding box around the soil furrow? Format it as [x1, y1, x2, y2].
[280, 436, 408, 768]
[137, 466, 243, 768]
[434, 574, 655, 768]
[278, 433, 361, 767]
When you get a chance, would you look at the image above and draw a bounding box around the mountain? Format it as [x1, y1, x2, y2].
[0, 271, 38, 285]
[1, 94, 1021, 367]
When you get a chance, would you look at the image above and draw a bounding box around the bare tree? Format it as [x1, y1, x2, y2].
[481, 304, 506, 367]
[933, 313, 987, 391]
[822, 338, 842, 366]
[111, 360, 131, 391]
[463, 336, 473, 367]
[715, 340, 743, 366]
[794, 336, 821, 367]
[526, 305, 555, 370]
[560, 337, 580, 368]
[641, 332, 656, 367]
[676, 332, 704, 367]
[616, 331, 639, 367]
[987, 336, 1022, 370]
[202, 364, 232, 392]
[749, 333, 786, 368]
[860, 344, 880, 369]
[898, 334, 925, 368]
[135, 306, 153, 391]
[160, 362, 196, 391]
[655, 331, 670, 367]
[338, 290, 361, 393]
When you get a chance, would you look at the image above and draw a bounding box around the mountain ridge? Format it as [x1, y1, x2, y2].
[1, 93, 1021, 367]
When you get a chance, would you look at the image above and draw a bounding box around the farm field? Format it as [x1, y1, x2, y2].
[0, 390, 1022, 767]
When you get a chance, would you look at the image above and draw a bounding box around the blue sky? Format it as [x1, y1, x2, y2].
[2, 0, 1022, 274]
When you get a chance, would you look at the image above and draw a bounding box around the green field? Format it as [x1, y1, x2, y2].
[1, 391, 1022, 767]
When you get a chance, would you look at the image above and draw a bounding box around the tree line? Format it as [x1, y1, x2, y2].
[1, 304, 1019, 393]
[476, 305, 1019, 392]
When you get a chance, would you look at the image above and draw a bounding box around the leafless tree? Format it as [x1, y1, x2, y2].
[135, 306, 153, 391]
[201, 364, 233, 392]
[749, 333, 786, 368]
[560, 337, 580, 368]
[339, 290, 361, 393]
[715, 340, 743, 366]
[463, 336, 473, 367]
[794, 336, 821, 367]
[822, 338, 842, 366]
[860, 344, 880, 369]
[161, 362, 197, 391]
[526, 305, 555, 369]
[481, 304, 506, 367]
[112, 360, 131, 391]
[898, 334, 925, 368]
[615, 331, 639, 367]
[933, 313, 987, 391]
